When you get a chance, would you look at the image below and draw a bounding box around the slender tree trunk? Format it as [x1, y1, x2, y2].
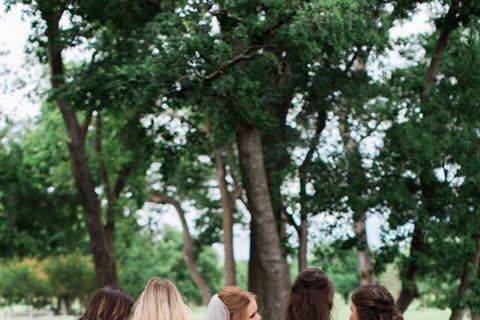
[297, 110, 327, 272]
[214, 150, 237, 286]
[151, 194, 212, 305]
[236, 122, 291, 320]
[396, 2, 460, 310]
[298, 215, 308, 272]
[472, 263, 480, 320]
[44, 13, 117, 287]
[355, 214, 376, 285]
[449, 236, 480, 320]
[396, 225, 423, 313]
[338, 98, 376, 287]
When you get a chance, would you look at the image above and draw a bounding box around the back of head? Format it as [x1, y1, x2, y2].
[131, 277, 190, 320]
[218, 286, 255, 320]
[80, 286, 133, 320]
[351, 285, 403, 320]
[286, 268, 334, 320]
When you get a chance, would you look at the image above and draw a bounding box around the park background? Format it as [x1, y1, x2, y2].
[0, 1, 479, 320]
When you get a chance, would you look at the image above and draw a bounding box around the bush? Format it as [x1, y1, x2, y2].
[0, 259, 51, 308]
[43, 254, 96, 313]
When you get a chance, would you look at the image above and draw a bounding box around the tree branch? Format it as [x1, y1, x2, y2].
[421, 0, 459, 105]
[80, 109, 93, 143]
[113, 164, 135, 198]
[283, 209, 300, 234]
[299, 110, 328, 178]
[175, 45, 272, 84]
[149, 192, 212, 304]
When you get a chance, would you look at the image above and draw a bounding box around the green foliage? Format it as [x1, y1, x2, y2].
[43, 254, 96, 303]
[0, 259, 51, 308]
[0, 108, 86, 257]
[312, 245, 359, 302]
[3, 0, 480, 314]
[116, 219, 222, 304]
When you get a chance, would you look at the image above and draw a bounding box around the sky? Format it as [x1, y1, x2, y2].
[0, 2, 435, 261]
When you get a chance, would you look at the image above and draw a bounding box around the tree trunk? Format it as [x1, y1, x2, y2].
[262, 98, 291, 253]
[354, 214, 376, 285]
[214, 150, 236, 286]
[471, 311, 480, 320]
[236, 122, 291, 320]
[298, 215, 308, 272]
[338, 98, 376, 287]
[44, 13, 117, 287]
[396, 225, 423, 313]
[248, 220, 268, 314]
[449, 236, 480, 320]
[150, 194, 212, 305]
[396, 2, 460, 310]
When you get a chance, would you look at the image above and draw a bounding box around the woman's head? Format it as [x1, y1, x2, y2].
[350, 285, 403, 320]
[286, 268, 334, 320]
[131, 277, 190, 320]
[80, 286, 133, 320]
[218, 286, 260, 320]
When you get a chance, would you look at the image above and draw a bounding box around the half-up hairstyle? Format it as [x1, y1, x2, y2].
[285, 268, 334, 320]
[351, 285, 403, 320]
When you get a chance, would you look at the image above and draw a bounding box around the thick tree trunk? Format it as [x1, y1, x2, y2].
[396, 225, 423, 313]
[151, 194, 212, 305]
[236, 122, 291, 320]
[449, 236, 480, 320]
[214, 150, 237, 286]
[248, 221, 268, 314]
[44, 15, 117, 287]
[354, 214, 376, 285]
[262, 98, 291, 251]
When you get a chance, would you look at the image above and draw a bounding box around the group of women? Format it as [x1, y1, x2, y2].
[79, 268, 403, 320]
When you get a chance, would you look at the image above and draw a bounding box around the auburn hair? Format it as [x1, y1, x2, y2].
[351, 285, 403, 320]
[285, 268, 334, 320]
[218, 286, 256, 320]
[79, 286, 133, 320]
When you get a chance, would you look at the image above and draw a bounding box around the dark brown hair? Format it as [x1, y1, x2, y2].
[285, 268, 334, 320]
[219, 286, 256, 320]
[80, 286, 134, 320]
[351, 285, 403, 320]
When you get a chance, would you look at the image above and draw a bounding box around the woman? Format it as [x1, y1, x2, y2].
[350, 285, 403, 320]
[285, 268, 334, 320]
[131, 277, 190, 320]
[80, 286, 133, 320]
[204, 286, 260, 320]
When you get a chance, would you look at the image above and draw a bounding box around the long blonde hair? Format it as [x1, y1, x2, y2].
[131, 277, 190, 320]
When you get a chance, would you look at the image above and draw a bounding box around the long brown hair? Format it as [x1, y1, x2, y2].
[218, 286, 256, 320]
[80, 286, 133, 320]
[285, 268, 334, 320]
[351, 285, 403, 320]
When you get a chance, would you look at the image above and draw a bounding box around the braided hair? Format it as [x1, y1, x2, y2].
[285, 268, 334, 320]
[351, 285, 403, 320]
